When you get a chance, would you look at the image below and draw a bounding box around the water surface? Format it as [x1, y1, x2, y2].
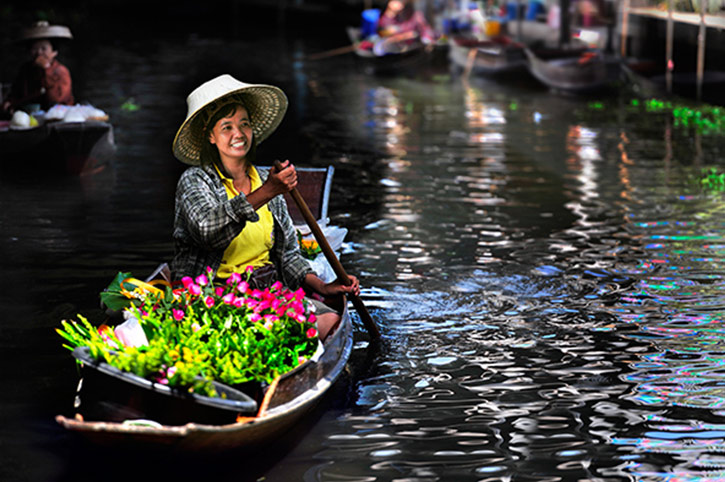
[2, 20, 725, 482]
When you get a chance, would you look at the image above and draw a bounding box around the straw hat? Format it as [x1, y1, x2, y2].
[173, 74, 288, 165]
[21, 21, 73, 41]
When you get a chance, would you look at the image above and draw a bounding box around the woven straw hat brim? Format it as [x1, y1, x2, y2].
[22, 23, 73, 40]
[173, 77, 288, 166]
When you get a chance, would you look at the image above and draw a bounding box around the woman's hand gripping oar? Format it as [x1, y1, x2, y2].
[274, 161, 381, 340]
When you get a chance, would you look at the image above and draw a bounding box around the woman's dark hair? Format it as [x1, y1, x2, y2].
[198, 101, 257, 168]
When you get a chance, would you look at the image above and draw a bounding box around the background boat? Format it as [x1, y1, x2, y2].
[448, 35, 528, 76]
[346, 26, 434, 74]
[0, 119, 115, 176]
[524, 46, 621, 94]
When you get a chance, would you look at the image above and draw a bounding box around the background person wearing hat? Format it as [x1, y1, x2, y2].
[172, 74, 360, 341]
[2, 21, 75, 115]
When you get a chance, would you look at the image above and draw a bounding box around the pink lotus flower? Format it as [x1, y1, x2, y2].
[205, 296, 215, 308]
[306, 327, 318, 338]
[172, 309, 185, 321]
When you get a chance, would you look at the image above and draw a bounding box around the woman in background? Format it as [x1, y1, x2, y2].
[377, 0, 437, 44]
[2, 21, 74, 114]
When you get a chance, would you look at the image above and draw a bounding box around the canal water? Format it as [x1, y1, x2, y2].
[2, 17, 725, 482]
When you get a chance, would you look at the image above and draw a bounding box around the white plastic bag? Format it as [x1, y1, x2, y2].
[114, 315, 149, 348]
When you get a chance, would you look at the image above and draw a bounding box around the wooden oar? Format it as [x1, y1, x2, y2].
[274, 161, 381, 340]
[303, 44, 359, 61]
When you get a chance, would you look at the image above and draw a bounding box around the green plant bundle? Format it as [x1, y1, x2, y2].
[632, 98, 725, 135]
[700, 167, 725, 193]
[57, 268, 320, 398]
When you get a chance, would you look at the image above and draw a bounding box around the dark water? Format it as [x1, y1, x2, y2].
[2, 19, 725, 482]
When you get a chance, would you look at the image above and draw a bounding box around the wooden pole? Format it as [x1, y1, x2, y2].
[560, 0, 571, 46]
[696, 4, 706, 102]
[620, 0, 630, 58]
[274, 161, 381, 340]
[666, 0, 674, 94]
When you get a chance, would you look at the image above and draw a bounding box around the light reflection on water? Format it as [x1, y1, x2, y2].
[3, 27, 725, 482]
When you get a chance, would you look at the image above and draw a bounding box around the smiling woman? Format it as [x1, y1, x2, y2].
[170, 74, 360, 341]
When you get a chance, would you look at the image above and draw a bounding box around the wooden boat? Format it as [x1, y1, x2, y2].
[621, 59, 725, 106]
[524, 47, 621, 94]
[346, 26, 433, 74]
[0, 119, 115, 176]
[56, 304, 352, 452]
[55, 164, 355, 451]
[448, 35, 528, 76]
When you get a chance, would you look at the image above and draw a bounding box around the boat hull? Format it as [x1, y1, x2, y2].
[0, 120, 115, 176]
[524, 48, 620, 94]
[56, 304, 353, 452]
[346, 27, 433, 74]
[449, 36, 528, 76]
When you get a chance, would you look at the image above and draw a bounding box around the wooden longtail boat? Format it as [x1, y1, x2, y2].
[56, 164, 356, 451]
[524, 47, 620, 94]
[0, 120, 115, 176]
[448, 35, 528, 76]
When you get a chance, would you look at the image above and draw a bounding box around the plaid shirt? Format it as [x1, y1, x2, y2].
[171, 164, 313, 288]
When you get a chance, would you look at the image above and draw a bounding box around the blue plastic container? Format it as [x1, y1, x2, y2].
[361, 9, 381, 38]
[526, 1, 544, 20]
[506, 2, 518, 21]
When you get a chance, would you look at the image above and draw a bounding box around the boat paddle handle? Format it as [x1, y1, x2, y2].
[274, 161, 381, 339]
